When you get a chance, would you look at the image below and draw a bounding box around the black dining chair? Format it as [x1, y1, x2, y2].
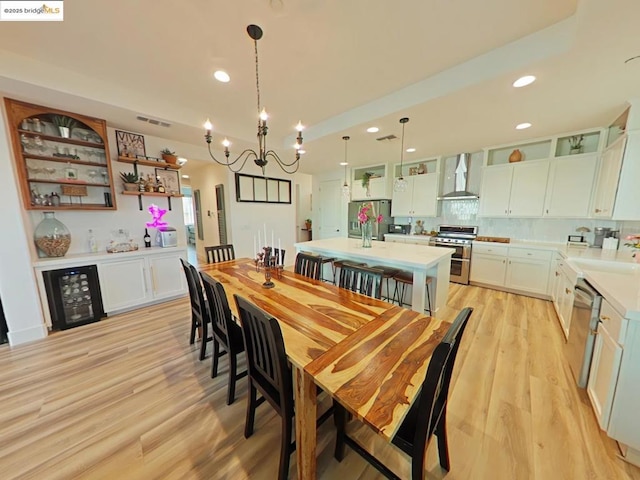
[234, 294, 334, 480]
[338, 264, 384, 299]
[200, 272, 247, 405]
[294, 252, 323, 280]
[265, 247, 286, 267]
[187, 264, 213, 360]
[180, 259, 211, 359]
[205, 244, 236, 264]
[334, 307, 474, 480]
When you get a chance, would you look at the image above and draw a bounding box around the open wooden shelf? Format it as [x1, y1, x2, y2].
[120, 191, 183, 198]
[23, 153, 108, 168]
[117, 156, 181, 170]
[18, 129, 105, 149]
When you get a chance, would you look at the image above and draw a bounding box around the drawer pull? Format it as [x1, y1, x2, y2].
[601, 315, 610, 321]
[565, 288, 571, 294]
[527, 253, 532, 256]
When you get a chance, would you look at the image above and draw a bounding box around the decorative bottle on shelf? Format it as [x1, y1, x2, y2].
[88, 229, 98, 253]
[508, 149, 522, 163]
[34, 211, 71, 258]
[144, 228, 151, 248]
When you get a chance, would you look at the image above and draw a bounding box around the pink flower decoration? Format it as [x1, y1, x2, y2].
[357, 202, 384, 225]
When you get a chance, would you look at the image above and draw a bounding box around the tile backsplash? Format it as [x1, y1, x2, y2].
[394, 200, 639, 246]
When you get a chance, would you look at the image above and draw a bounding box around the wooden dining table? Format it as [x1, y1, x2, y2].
[200, 259, 451, 480]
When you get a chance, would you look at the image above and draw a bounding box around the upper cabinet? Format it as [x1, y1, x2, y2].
[612, 131, 640, 220]
[4, 98, 116, 211]
[390, 158, 439, 217]
[351, 164, 391, 200]
[478, 161, 550, 217]
[479, 128, 604, 218]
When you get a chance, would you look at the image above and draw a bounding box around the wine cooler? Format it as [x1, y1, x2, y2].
[42, 265, 105, 330]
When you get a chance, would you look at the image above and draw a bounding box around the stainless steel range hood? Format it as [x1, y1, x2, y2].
[437, 153, 479, 200]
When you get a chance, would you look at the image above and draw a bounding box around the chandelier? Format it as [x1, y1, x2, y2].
[204, 24, 304, 175]
[341, 135, 351, 200]
[394, 117, 409, 192]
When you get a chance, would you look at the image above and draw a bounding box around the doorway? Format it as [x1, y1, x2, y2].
[318, 179, 344, 239]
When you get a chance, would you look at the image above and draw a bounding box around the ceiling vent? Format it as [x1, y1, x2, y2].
[136, 115, 171, 128]
[376, 134, 397, 141]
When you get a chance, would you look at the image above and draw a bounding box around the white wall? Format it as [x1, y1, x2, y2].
[188, 161, 229, 261]
[0, 101, 47, 344]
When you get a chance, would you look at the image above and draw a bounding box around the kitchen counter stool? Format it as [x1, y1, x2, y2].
[393, 271, 433, 315]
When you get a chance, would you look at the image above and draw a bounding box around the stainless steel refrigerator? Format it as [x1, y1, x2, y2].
[348, 200, 392, 240]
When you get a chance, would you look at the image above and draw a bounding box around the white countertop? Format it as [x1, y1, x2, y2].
[384, 233, 433, 239]
[33, 246, 186, 268]
[295, 237, 452, 269]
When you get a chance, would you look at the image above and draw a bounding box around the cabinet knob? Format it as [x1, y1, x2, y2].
[601, 315, 610, 321]
[527, 253, 532, 256]
[565, 288, 571, 294]
[555, 271, 559, 276]
[509, 210, 512, 214]
[595, 208, 601, 213]
[546, 209, 549, 214]
[502, 260, 505, 264]
[505, 209, 508, 214]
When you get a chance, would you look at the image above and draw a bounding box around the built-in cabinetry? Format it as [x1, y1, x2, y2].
[478, 161, 549, 217]
[391, 158, 439, 217]
[479, 129, 604, 219]
[611, 131, 640, 220]
[550, 254, 577, 339]
[34, 248, 187, 327]
[4, 98, 117, 211]
[99, 250, 186, 312]
[470, 243, 552, 298]
[588, 298, 625, 430]
[592, 135, 626, 218]
[351, 164, 390, 200]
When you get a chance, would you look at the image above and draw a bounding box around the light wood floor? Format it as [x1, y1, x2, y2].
[1, 285, 639, 480]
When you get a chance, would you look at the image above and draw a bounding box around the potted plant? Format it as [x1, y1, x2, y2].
[361, 172, 375, 197]
[304, 218, 312, 230]
[51, 115, 79, 138]
[568, 135, 584, 154]
[160, 148, 178, 164]
[119, 172, 139, 192]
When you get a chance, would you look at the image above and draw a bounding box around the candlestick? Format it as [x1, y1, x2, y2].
[278, 238, 282, 264]
[264, 224, 267, 248]
[272, 231, 275, 253]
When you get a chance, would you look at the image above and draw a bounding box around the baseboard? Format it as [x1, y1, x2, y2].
[618, 443, 640, 468]
[7, 323, 49, 346]
[106, 293, 187, 316]
[469, 281, 551, 301]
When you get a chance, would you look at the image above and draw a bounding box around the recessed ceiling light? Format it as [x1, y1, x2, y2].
[214, 70, 230, 83]
[516, 122, 532, 130]
[182, 174, 190, 179]
[406, 148, 416, 153]
[339, 162, 348, 166]
[366, 127, 379, 133]
[513, 75, 536, 88]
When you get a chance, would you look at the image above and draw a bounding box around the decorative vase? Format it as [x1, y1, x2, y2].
[34, 211, 71, 257]
[570, 147, 583, 155]
[508, 149, 522, 163]
[361, 221, 373, 248]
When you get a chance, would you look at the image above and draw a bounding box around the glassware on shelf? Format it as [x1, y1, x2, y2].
[44, 167, 57, 179]
[101, 170, 109, 185]
[27, 165, 42, 179]
[87, 170, 98, 183]
[34, 211, 71, 257]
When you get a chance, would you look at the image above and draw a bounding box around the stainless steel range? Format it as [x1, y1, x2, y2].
[428, 225, 478, 284]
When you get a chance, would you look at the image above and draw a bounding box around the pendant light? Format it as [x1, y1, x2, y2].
[341, 135, 351, 199]
[394, 117, 409, 192]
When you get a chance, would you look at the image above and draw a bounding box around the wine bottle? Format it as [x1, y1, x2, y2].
[144, 228, 151, 248]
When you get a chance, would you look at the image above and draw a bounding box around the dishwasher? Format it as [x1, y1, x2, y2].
[566, 278, 602, 388]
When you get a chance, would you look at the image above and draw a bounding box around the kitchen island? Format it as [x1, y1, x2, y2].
[294, 237, 454, 313]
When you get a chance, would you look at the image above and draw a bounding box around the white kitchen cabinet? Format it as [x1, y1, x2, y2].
[99, 258, 150, 312]
[469, 244, 508, 286]
[478, 161, 549, 217]
[97, 250, 187, 314]
[613, 132, 640, 220]
[592, 136, 626, 218]
[391, 174, 437, 217]
[588, 299, 623, 430]
[351, 165, 390, 200]
[506, 257, 551, 296]
[544, 153, 598, 217]
[148, 253, 187, 300]
[471, 244, 553, 298]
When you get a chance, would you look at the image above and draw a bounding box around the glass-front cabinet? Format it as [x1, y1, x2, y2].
[4, 98, 117, 210]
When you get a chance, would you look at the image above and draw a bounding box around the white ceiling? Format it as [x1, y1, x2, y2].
[1, 0, 639, 176]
